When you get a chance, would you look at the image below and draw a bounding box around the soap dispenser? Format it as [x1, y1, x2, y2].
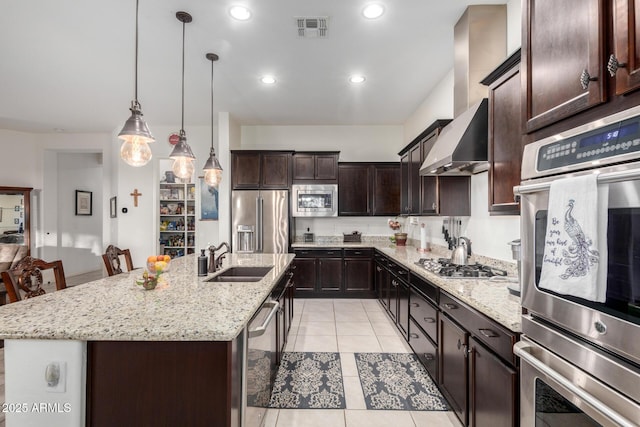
[198, 249, 208, 276]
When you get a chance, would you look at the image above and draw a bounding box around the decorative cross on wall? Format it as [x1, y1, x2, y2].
[130, 189, 142, 207]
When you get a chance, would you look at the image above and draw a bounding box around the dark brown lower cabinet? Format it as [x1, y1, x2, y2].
[409, 318, 438, 380]
[88, 341, 236, 427]
[318, 257, 342, 292]
[439, 314, 470, 426]
[344, 251, 374, 293]
[292, 257, 316, 294]
[469, 337, 518, 427]
[293, 248, 374, 297]
[374, 256, 390, 310]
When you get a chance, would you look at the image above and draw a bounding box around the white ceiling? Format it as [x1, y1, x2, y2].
[0, 0, 506, 134]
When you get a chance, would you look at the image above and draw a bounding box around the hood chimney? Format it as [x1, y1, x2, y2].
[420, 5, 506, 176]
[454, 5, 507, 117]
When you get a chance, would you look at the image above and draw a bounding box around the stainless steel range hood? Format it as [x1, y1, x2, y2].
[420, 5, 505, 176]
[419, 98, 488, 175]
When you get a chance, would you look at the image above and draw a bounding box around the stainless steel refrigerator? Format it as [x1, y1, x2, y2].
[231, 190, 289, 253]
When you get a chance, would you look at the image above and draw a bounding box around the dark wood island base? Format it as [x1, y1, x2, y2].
[87, 340, 240, 427]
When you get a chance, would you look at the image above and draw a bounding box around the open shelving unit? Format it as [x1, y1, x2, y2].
[158, 159, 196, 258]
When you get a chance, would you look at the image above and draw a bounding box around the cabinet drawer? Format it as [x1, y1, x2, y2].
[294, 249, 342, 258]
[344, 248, 373, 257]
[409, 272, 438, 305]
[409, 289, 438, 344]
[409, 318, 438, 381]
[440, 292, 518, 365]
[387, 260, 409, 281]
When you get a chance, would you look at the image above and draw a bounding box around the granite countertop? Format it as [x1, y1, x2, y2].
[0, 253, 295, 342]
[293, 241, 522, 333]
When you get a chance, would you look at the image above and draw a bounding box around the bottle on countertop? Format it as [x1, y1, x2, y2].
[198, 249, 208, 276]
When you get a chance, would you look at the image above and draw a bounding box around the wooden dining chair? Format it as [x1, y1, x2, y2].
[0, 256, 67, 303]
[102, 245, 134, 276]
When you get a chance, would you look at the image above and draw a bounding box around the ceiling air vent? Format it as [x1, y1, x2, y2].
[296, 17, 329, 38]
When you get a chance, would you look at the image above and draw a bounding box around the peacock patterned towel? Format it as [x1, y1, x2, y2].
[539, 174, 608, 302]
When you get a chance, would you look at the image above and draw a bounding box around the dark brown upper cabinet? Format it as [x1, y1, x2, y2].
[522, 0, 640, 141]
[611, 0, 640, 95]
[338, 162, 400, 216]
[231, 151, 292, 190]
[399, 120, 470, 216]
[482, 49, 523, 215]
[399, 120, 450, 216]
[522, 0, 606, 133]
[292, 152, 339, 183]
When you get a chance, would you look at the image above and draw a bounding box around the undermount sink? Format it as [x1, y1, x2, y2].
[205, 266, 273, 283]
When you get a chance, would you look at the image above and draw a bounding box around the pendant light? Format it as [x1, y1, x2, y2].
[170, 11, 196, 180]
[118, 0, 154, 167]
[202, 53, 223, 188]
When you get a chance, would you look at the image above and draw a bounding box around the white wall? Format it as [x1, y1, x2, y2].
[241, 125, 404, 162]
[54, 153, 103, 276]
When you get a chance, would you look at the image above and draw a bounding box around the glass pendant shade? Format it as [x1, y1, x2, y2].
[120, 136, 153, 167]
[170, 134, 195, 179]
[203, 148, 223, 187]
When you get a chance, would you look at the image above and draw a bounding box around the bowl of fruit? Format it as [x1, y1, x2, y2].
[147, 255, 171, 275]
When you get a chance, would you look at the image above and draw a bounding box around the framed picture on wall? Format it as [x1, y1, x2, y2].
[75, 190, 92, 216]
[199, 178, 219, 220]
[110, 196, 117, 218]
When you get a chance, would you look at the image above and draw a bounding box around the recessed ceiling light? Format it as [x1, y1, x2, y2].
[229, 6, 251, 21]
[362, 4, 385, 19]
[349, 75, 366, 84]
[261, 75, 276, 84]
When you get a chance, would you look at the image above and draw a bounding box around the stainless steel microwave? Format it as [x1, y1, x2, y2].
[291, 184, 337, 217]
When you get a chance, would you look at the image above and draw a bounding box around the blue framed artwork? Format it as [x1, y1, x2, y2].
[200, 178, 219, 220]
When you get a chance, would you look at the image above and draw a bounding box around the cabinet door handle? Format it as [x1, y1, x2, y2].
[478, 328, 499, 338]
[424, 317, 436, 323]
[410, 302, 420, 308]
[457, 338, 462, 350]
[580, 69, 598, 90]
[354, 251, 362, 255]
[326, 251, 334, 255]
[607, 54, 626, 77]
[392, 280, 398, 287]
[424, 353, 435, 361]
[409, 333, 420, 339]
[462, 343, 472, 358]
[376, 266, 382, 272]
[291, 265, 297, 270]
[443, 303, 458, 310]
[432, 202, 437, 210]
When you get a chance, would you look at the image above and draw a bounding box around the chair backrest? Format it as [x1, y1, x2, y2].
[0, 256, 67, 303]
[102, 245, 134, 276]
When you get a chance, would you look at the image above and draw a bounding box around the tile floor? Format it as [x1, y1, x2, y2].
[265, 298, 462, 427]
[0, 276, 462, 427]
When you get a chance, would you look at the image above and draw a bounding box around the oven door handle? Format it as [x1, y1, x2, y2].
[515, 167, 640, 194]
[248, 301, 280, 338]
[514, 342, 637, 427]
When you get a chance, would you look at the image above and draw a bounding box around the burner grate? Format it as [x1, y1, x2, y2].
[415, 258, 507, 279]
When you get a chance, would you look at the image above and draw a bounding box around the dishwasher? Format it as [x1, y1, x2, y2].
[242, 299, 279, 427]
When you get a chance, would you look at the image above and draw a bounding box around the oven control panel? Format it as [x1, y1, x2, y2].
[537, 117, 640, 172]
[521, 105, 640, 180]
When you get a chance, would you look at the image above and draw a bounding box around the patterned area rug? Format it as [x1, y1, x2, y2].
[355, 352, 450, 411]
[269, 352, 346, 409]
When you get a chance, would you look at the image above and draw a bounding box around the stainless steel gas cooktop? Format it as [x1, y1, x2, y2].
[414, 258, 507, 279]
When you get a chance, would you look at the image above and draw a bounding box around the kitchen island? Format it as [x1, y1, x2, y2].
[0, 252, 295, 427]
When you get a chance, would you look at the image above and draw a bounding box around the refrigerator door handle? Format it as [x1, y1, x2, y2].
[256, 196, 264, 252]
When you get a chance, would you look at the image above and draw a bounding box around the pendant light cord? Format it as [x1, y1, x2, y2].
[134, 0, 139, 104]
[181, 19, 186, 134]
[211, 56, 214, 153]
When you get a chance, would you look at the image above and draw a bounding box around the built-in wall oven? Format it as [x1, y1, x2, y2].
[514, 105, 640, 426]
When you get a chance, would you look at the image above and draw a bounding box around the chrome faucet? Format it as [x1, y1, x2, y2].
[208, 242, 230, 273]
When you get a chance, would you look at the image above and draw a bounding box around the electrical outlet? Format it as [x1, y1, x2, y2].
[410, 217, 419, 225]
[45, 361, 66, 393]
